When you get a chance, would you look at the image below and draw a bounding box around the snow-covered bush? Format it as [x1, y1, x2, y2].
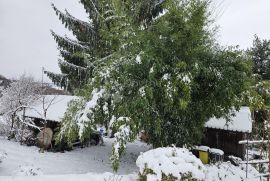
[136, 147, 206, 181]
[0, 150, 7, 163]
[205, 162, 259, 181]
[111, 117, 133, 171]
[15, 165, 43, 176]
[0, 116, 9, 136]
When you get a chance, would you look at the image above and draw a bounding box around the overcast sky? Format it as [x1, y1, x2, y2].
[0, 0, 270, 82]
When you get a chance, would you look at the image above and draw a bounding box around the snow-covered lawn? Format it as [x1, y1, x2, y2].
[0, 136, 150, 180]
[0, 172, 137, 181]
[0, 135, 263, 181]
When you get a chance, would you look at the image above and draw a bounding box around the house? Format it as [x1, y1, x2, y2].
[203, 107, 253, 159]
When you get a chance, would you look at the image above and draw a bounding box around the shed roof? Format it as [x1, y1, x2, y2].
[24, 95, 78, 122]
[205, 107, 252, 133]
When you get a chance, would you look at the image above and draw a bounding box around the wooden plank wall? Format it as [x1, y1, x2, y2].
[202, 128, 247, 159]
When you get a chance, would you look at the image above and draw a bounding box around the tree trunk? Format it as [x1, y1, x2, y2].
[20, 107, 26, 145]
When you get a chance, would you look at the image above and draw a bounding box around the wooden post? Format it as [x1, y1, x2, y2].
[20, 107, 26, 145]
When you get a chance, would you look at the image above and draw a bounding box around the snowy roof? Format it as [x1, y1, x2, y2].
[205, 107, 252, 133]
[24, 95, 78, 122]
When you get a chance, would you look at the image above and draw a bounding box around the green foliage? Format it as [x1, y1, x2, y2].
[56, 0, 253, 172]
[55, 99, 84, 145]
[110, 0, 251, 148]
[247, 36, 270, 141]
[138, 168, 203, 181]
[249, 35, 270, 80]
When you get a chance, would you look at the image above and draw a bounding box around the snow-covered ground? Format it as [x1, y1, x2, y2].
[0, 130, 264, 181]
[0, 136, 150, 180]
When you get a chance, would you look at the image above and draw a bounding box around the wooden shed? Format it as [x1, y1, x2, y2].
[23, 95, 77, 134]
[202, 107, 253, 159]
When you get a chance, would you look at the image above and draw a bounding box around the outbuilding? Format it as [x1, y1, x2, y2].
[24, 95, 77, 129]
[203, 107, 253, 159]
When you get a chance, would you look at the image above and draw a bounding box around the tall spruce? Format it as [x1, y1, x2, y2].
[47, 0, 163, 93]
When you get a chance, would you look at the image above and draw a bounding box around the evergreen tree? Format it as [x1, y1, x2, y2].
[56, 0, 253, 171]
[47, 0, 164, 93]
[250, 35, 270, 80]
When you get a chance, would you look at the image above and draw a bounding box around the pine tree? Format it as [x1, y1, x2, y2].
[54, 0, 167, 138]
[47, 0, 164, 93]
[47, 1, 107, 93]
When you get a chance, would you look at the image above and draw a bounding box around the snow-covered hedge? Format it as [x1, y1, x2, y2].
[205, 162, 259, 181]
[136, 147, 206, 181]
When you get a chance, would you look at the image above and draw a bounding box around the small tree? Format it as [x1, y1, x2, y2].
[0, 74, 40, 141]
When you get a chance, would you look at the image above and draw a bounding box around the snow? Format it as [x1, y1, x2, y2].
[0, 137, 264, 181]
[135, 55, 141, 64]
[0, 150, 7, 163]
[24, 95, 78, 122]
[0, 172, 137, 181]
[205, 162, 260, 181]
[0, 116, 9, 135]
[15, 165, 44, 176]
[0, 137, 150, 177]
[209, 148, 224, 155]
[0, 116, 7, 125]
[239, 140, 269, 144]
[136, 147, 206, 181]
[76, 89, 104, 137]
[205, 107, 253, 133]
[162, 73, 170, 80]
[196, 146, 210, 152]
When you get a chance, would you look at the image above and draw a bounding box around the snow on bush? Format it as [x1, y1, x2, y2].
[111, 117, 132, 171]
[76, 88, 105, 138]
[0, 150, 7, 163]
[15, 165, 43, 176]
[205, 162, 260, 181]
[136, 147, 206, 181]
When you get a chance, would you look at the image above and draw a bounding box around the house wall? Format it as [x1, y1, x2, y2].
[202, 128, 248, 159]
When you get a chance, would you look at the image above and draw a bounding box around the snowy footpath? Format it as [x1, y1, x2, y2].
[0, 136, 150, 180]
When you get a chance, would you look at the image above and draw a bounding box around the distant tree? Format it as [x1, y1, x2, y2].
[0, 74, 39, 116]
[250, 35, 270, 80]
[0, 74, 40, 141]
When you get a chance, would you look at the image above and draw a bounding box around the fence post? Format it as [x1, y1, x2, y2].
[246, 139, 249, 178]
